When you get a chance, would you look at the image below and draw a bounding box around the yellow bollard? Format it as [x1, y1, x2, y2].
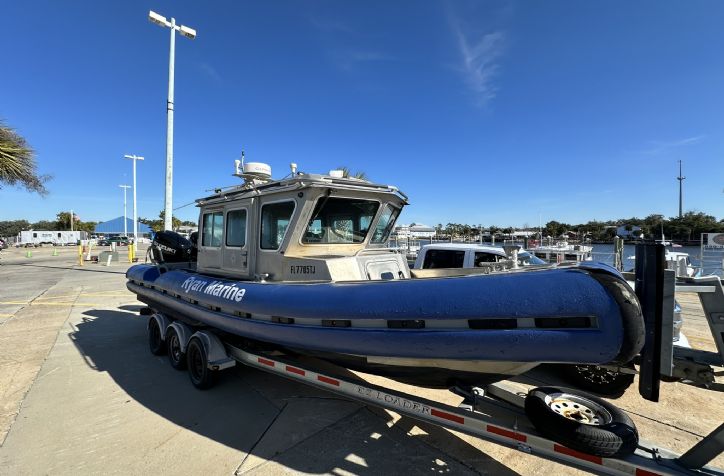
[26, 250, 32, 258]
[77, 244, 83, 266]
[52, 249, 59, 257]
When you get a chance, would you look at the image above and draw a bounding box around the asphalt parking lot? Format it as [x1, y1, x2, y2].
[0, 245, 721, 475]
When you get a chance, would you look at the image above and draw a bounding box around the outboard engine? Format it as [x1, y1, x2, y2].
[150, 230, 197, 264]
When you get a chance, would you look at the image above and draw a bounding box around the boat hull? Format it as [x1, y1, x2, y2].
[127, 263, 643, 383]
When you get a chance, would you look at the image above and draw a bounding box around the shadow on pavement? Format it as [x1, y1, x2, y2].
[69, 308, 519, 475]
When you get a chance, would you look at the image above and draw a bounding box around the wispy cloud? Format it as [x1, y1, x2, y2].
[333, 50, 394, 72]
[197, 62, 222, 84]
[641, 135, 705, 155]
[450, 18, 505, 107]
[308, 15, 393, 73]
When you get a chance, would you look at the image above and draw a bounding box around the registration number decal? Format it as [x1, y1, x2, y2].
[290, 265, 316, 274]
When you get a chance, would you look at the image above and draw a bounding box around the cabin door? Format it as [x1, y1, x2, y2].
[222, 203, 251, 278]
[199, 209, 223, 269]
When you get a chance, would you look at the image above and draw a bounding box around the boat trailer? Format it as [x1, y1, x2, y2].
[138, 244, 723, 475]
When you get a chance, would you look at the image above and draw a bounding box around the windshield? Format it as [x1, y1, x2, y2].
[519, 252, 546, 265]
[371, 204, 400, 243]
[303, 197, 379, 244]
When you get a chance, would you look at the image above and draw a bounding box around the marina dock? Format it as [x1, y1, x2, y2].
[0, 245, 721, 474]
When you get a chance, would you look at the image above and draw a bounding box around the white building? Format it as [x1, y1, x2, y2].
[394, 223, 436, 239]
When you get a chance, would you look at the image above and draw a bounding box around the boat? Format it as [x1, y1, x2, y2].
[126, 161, 644, 388]
[627, 248, 699, 278]
[527, 239, 593, 263]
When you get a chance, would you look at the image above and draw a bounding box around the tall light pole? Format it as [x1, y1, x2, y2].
[124, 155, 144, 246]
[149, 10, 197, 231]
[119, 185, 131, 236]
[677, 159, 685, 218]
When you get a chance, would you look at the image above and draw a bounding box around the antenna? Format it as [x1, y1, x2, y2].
[677, 160, 685, 218]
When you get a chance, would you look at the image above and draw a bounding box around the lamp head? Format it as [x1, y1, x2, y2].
[149, 10, 171, 28]
[179, 25, 197, 39]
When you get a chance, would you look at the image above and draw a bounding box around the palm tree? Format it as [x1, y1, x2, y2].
[0, 121, 49, 195]
[337, 166, 368, 180]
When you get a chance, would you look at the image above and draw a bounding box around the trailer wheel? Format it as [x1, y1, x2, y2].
[166, 327, 187, 370]
[559, 364, 635, 397]
[148, 318, 165, 356]
[525, 386, 638, 457]
[186, 337, 216, 390]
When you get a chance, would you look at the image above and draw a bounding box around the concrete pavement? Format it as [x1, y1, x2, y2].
[0, 246, 721, 475]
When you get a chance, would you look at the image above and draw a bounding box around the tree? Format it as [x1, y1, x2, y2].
[140, 210, 182, 232]
[56, 212, 76, 230]
[0, 121, 50, 194]
[336, 166, 368, 180]
[0, 220, 30, 237]
[434, 223, 443, 239]
[52, 211, 96, 232]
[544, 220, 566, 238]
[31, 220, 57, 230]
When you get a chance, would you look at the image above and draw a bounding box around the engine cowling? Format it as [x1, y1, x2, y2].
[150, 231, 197, 264]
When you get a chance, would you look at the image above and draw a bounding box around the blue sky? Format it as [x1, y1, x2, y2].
[2, 1, 723, 228]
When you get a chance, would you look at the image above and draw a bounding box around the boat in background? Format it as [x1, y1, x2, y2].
[527, 239, 593, 263]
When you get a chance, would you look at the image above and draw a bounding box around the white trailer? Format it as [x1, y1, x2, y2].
[19, 230, 88, 246]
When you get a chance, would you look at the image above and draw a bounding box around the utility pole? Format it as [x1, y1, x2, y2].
[677, 160, 685, 218]
[124, 155, 145, 248]
[70, 209, 74, 231]
[119, 185, 131, 236]
[148, 10, 197, 231]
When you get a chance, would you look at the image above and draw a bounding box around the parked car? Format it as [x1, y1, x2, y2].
[413, 243, 547, 269]
[112, 237, 129, 246]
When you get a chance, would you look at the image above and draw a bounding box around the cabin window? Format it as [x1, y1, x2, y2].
[303, 198, 379, 244]
[226, 209, 247, 247]
[202, 212, 223, 247]
[422, 250, 465, 269]
[33, 233, 37, 238]
[58, 233, 62, 238]
[474, 252, 506, 265]
[261, 201, 295, 250]
[371, 204, 401, 243]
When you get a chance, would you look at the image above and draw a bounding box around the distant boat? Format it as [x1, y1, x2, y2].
[527, 239, 593, 263]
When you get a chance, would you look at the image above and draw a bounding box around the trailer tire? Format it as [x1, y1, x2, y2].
[187, 337, 216, 390]
[166, 327, 187, 370]
[558, 364, 635, 397]
[148, 318, 165, 356]
[525, 386, 638, 457]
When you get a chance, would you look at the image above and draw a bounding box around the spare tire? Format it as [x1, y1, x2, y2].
[525, 386, 638, 457]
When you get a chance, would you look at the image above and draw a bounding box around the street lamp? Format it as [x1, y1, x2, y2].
[148, 10, 197, 231]
[119, 185, 131, 237]
[123, 155, 144, 247]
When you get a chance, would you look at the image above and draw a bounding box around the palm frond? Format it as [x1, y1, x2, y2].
[0, 121, 50, 195]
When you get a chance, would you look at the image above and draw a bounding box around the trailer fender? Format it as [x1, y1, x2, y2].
[150, 313, 172, 342]
[167, 321, 193, 353]
[189, 330, 236, 371]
